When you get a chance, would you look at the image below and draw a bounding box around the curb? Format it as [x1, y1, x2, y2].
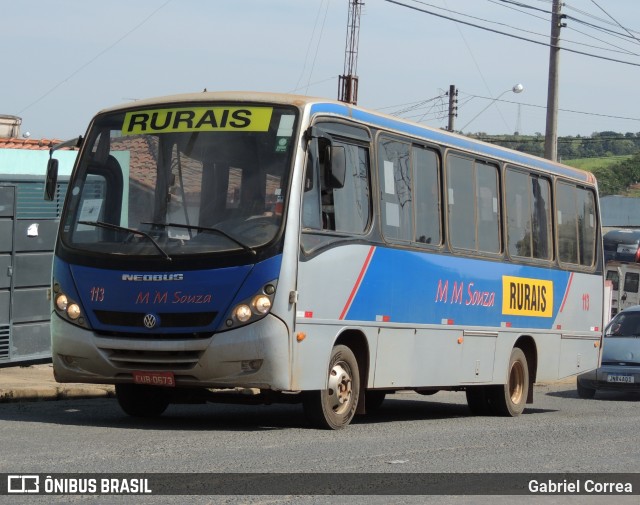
[0, 386, 115, 403]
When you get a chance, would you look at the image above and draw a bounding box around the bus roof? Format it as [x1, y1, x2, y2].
[97, 91, 593, 185]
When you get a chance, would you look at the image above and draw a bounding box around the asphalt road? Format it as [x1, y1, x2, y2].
[1, 380, 638, 504]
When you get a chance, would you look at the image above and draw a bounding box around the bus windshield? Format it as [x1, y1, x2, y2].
[61, 103, 297, 258]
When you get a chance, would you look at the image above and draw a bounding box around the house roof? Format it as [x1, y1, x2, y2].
[0, 137, 66, 150]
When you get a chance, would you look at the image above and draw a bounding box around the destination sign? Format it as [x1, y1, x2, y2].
[122, 107, 273, 135]
[502, 275, 553, 317]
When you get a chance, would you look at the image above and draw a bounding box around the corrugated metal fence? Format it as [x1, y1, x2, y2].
[0, 176, 67, 365]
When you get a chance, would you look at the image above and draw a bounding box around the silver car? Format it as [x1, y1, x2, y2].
[577, 305, 640, 399]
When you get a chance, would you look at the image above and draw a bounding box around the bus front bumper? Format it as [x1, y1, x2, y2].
[51, 313, 292, 391]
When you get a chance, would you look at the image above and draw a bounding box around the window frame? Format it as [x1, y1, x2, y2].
[555, 179, 598, 270]
[444, 151, 502, 257]
[504, 165, 554, 264]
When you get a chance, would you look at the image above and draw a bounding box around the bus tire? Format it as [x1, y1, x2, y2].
[303, 345, 360, 429]
[490, 347, 529, 417]
[465, 386, 493, 415]
[116, 384, 170, 418]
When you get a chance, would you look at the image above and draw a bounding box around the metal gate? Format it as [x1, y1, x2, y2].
[0, 177, 67, 365]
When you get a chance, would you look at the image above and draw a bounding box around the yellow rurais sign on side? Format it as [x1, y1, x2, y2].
[122, 107, 273, 135]
[502, 276, 553, 317]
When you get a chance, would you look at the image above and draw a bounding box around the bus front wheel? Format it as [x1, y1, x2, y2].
[116, 383, 170, 418]
[490, 347, 529, 417]
[303, 345, 360, 429]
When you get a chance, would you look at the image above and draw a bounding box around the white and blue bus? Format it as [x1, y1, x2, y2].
[46, 91, 603, 429]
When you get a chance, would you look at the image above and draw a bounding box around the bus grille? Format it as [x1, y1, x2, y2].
[101, 348, 203, 370]
[93, 310, 217, 328]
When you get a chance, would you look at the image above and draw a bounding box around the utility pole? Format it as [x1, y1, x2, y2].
[544, 0, 564, 161]
[447, 84, 458, 131]
[338, 0, 363, 105]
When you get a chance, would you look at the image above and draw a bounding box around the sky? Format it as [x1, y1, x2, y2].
[3, 0, 640, 140]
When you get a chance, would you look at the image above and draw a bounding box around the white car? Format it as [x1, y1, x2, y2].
[577, 305, 640, 399]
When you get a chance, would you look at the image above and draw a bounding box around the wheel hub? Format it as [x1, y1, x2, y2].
[509, 360, 525, 404]
[327, 363, 352, 412]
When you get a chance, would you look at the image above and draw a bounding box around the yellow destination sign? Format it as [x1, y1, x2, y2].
[122, 107, 273, 135]
[502, 276, 553, 317]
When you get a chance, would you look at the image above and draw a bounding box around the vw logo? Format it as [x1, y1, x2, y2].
[143, 314, 157, 329]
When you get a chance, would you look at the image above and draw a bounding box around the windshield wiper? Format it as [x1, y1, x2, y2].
[78, 220, 172, 261]
[142, 222, 256, 256]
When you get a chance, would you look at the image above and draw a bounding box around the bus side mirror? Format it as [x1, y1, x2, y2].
[326, 145, 346, 189]
[44, 158, 59, 201]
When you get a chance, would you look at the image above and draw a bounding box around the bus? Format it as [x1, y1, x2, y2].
[45, 91, 603, 429]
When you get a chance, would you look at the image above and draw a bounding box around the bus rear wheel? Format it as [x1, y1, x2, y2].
[116, 384, 170, 418]
[303, 345, 360, 429]
[490, 347, 529, 417]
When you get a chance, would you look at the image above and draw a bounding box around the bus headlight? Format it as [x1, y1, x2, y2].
[234, 304, 252, 322]
[222, 281, 277, 331]
[56, 294, 69, 311]
[67, 304, 82, 320]
[52, 281, 88, 328]
[252, 295, 272, 315]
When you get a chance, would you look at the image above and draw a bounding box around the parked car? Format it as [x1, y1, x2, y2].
[577, 305, 640, 398]
[603, 229, 640, 263]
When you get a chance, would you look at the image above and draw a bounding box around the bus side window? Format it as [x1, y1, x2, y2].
[506, 169, 552, 261]
[378, 139, 412, 242]
[304, 138, 370, 233]
[302, 142, 322, 230]
[556, 182, 597, 267]
[447, 154, 500, 254]
[328, 141, 370, 233]
[413, 146, 441, 246]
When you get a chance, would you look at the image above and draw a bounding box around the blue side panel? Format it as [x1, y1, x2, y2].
[345, 248, 572, 329]
[309, 103, 589, 183]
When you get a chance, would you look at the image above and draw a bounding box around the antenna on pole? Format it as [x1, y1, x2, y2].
[338, 0, 363, 105]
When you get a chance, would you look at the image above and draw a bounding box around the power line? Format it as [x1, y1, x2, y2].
[490, 0, 640, 56]
[565, 1, 640, 39]
[383, 0, 640, 67]
[589, 0, 640, 45]
[443, 0, 510, 131]
[461, 94, 640, 123]
[494, 0, 551, 16]
[293, 0, 328, 93]
[18, 0, 172, 115]
[306, 0, 331, 95]
[376, 92, 640, 126]
[477, 136, 640, 144]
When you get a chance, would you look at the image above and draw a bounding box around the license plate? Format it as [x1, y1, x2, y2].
[617, 245, 637, 254]
[607, 374, 634, 383]
[132, 371, 175, 387]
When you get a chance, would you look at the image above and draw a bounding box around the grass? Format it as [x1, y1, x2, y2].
[562, 155, 632, 171]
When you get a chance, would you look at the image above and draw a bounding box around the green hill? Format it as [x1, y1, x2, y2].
[562, 156, 632, 171]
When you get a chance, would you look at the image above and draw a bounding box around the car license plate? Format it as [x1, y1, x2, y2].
[607, 374, 634, 383]
[132, 371, 175, 387]
[617, 244, 636, 254]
